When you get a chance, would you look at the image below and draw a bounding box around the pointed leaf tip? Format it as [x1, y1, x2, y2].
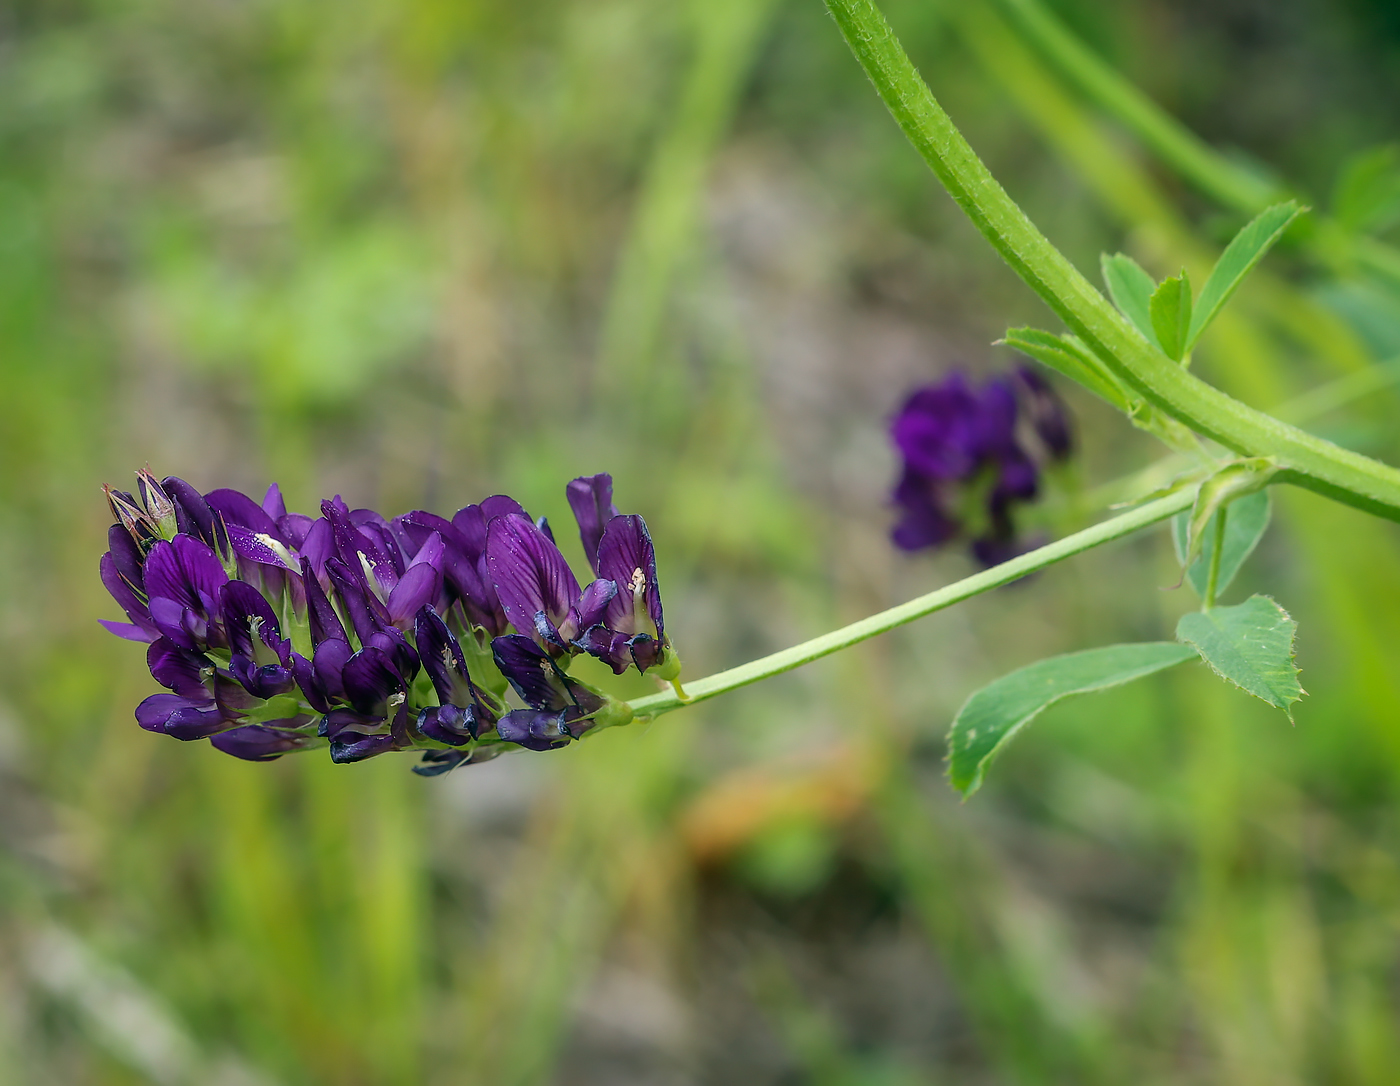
[947, 642, 1199, 798]
[1149, 270, 1193, 361]
[1186, 201, 1304, 351]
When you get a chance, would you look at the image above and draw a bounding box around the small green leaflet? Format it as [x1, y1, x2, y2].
[1176, 596, 1305, 719]
[1101, 252, 1160, 348]
[1172, 489, 1271, 600]
[1001, 328, 1131, 410]
[1331, 145, 1400, 234]
[947, 642, 1199, 797]
[1186, 201, 1303, 351]
[1181, 458, 1278, 570]
[1150, 270, 1193, 361]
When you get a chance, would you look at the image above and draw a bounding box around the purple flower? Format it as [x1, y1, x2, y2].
[889, 369, 1072, 565]
[101, 468, 652, 772]
[563, 474, 679, 679]
[491, 634, 608, 751]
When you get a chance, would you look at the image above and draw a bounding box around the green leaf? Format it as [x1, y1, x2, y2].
[1172, 489, 1270, 600]
[1100, 252, 1160, 347]
[1182, 458, 1278, 570]
[1002, 327, 1131, 409]
[1331, 145, 1400, 234]
[947, 642, 1200, 797]
[1176, 596, 1305, 719]
[1185, 202, 1303, 350]
[1149, 270, 1193, 361]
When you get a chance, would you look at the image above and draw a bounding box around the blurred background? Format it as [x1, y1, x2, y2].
[4, 0, 1400, 1081]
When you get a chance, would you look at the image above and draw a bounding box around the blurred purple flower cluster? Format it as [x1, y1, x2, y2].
[100, 471, 675, 774]
[889, 367, 1072, 565]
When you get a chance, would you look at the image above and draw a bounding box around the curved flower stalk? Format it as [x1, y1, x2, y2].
[99, 471, 667, 774]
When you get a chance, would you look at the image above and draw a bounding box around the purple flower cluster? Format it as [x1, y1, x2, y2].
[889, 367, 1072, 565]
[100, 471, 677, 774]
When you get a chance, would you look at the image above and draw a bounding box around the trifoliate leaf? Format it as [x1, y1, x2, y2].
[1172, 489, 1270, 600]
[947, 642, 1200, 797]
[1150, 270, 1193, 361]
[1101, 252, 1160, 348]
[1176, 596, 1304, 719]
[1186, 202, 1303, 351]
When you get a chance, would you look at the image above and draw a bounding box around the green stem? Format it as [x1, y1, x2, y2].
[822, 0, 1400, 523]
[627, 490, 1193, 720]
[1202, 506, 1227, 610]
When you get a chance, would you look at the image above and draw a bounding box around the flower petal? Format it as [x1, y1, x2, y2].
[566, 474, 619, 574]
[486, 513, 580, 637]
[573, 623, 633, 675]
[341, 647, 407, 716]
[135, 693, 227, 740]
[212, 725, 315, 761]
[596, 515, 662, 636]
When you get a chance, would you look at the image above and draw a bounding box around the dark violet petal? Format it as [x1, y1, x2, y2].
[574, 624, 633, 675]
[451, 505, 489, 558]
[595, 515, 661, 636]
[220, 581, 282, 660]
[302, 557, 348, 645]
[278, 513, 315, 550]
[107, 524, 145, 591]
[414, 608, 476, 708]
[147, 596, 197, 650]
[479, 495, 527, 523]
[211, 668, 262, 716]
[322, 708, 383, 739]
[262, 483, 288, 520]
[486, 514, 580, 635]
[890, 467, 960, 552]
[300, 518, 334, 581]
[226, 524, 299, 571]
[99, 619, 158, 642]
[291, 652, 330, 714]
[386, 563, 441, 629]
[161, 477, 218, 546]
[417, 703, 478, 746]
[491, 634, 569, 711]
[135, 693, 227, 740]
[324, 499, 399, 595]
[327, 557, 384, 643]
[100, 552, 160, 638]
[313, 637, 353, 702]
[630, 634, 663, 673]
[205, 488, 281, 537]
[329, 732, 400, 763]
[341, 648, 407, 716]
[143, 536, 228, 614]
[213, 725, 315, 761]
[569, 578, 617, 634]
[413, 749, 477, 776]
[147, 638, 211, 699]
[566, 474, 619, 574]
[363, 625, 420, 683]
[890, 377, 983, 480]
[496, 710, 571, 751]
[535, 516, 555, 544]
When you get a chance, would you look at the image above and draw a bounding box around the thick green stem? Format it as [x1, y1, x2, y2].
[822, 0, 1400, 522]
[627, 490, 1193, 720]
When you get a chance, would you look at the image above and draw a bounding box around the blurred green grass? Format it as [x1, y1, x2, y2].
[4, 0, 1400, 1082]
